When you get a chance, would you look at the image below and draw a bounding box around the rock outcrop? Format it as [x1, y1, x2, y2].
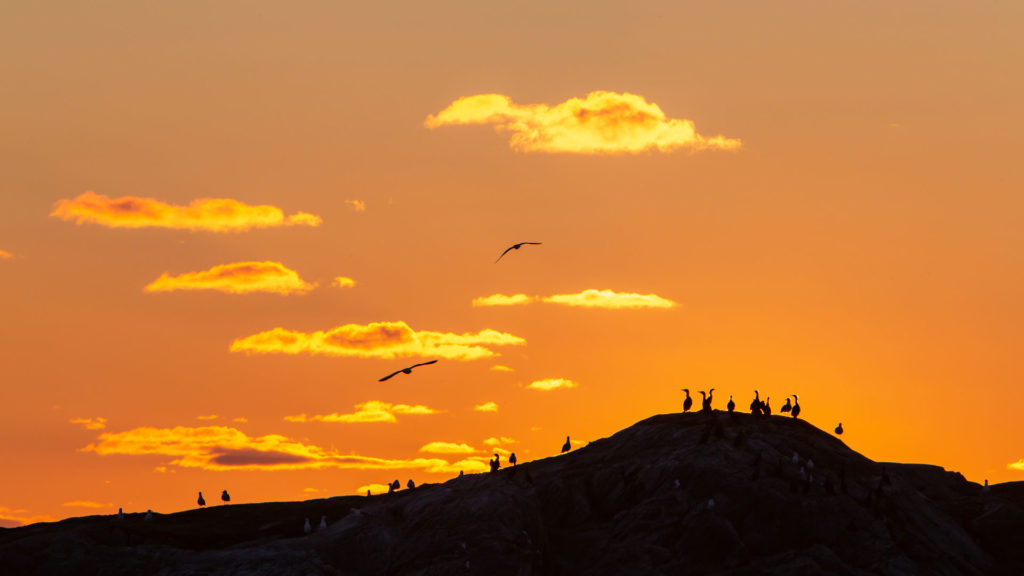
[3, 412, 1023, 575]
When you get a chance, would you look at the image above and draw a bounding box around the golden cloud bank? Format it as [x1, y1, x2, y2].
[473, 289, 677, 310]
[425, 91, 741, 154]
[51, 191, 322, 232]
[231, 321, 525, 360]
[145, 261, 315, 295]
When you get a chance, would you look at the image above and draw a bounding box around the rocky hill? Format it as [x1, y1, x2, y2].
[3, 411, 1024, 575]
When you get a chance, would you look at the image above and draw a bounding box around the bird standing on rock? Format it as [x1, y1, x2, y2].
[791, 395, 801, 419]
[509, 452, 517, 466]
[727, 395, 735, 413]
[221, 490, 230, 503]
[681, 389, 693, 412]
[700, 389, 714, 412]
[750, 391, 762, 415]
[780, 397, 792, 413]
[835, 422, 843, 435]
[763, 397, 772, 416]
[197, 492, 205, 507]
[495, 242, 542, 263]
[562, 436, 572, 453]
[304, 518, 311, 534]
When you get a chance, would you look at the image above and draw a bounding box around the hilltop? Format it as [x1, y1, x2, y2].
[3, 411, 1024, 575]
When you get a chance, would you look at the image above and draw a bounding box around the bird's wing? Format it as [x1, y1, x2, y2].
[410, 360, 438, 369]
[378, 370, 403, 382]
[523, 242, 542, 245]
[495, 246, 516, 263]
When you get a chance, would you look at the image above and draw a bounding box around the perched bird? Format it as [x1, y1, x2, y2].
[117, 507, 124, 520]
[366, 489, 371, 497]
[835, 422, 843, 435]
[495, 242, 542, 263]
[319, 515, 327, 530]
[458, 470, 464, 478]
[702, 389, 715, 412]
[197, 492, 206, 507]
[144, 509, 153, 521]
[221, 489, 230, 503]
[763, 397, 772, 416]
[304, 518, 311, 534]
[727, 395, 735, 413]
[780, 397, 792, 413]
[391, 479, 401, 491]
[561, 436, 572, 453]
[681, 388, 693, 412]
[750, 391, 762, 415]
[791, 394, 802, 419]
[378, 360, 438, 382]
[509, 452, 517, 466]
[407, 479, 416, 490]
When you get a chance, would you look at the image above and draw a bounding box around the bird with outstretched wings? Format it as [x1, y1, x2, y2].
[378, 360, 438, 382]
[495, 242, 542, 263]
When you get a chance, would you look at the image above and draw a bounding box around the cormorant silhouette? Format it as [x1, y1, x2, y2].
[561, 436, 571, 453]
[780, 397, 792, 413]
[835, 422, 843, 435]
[763, 397, 771, 416]
[304, 518, 311, 534]
[495, 242, 542, 263]
[490, 453, 501, 473]
[791, 394, 801, 419]
[378, 360, 438, 382]
[221, 489, 230, 503]
[727, 395, 735, 413]
[407, 479, 415, 489]
[509, 452, 517, 466]
[117, 507, 123, 520]
[197, 492, 205, 507]
[367, 489, 371, 496]
[702, 388, 714, 412]
[750, 391, 762, 415]
[145, 509, 153, 521]
[681, 388, 693, 412]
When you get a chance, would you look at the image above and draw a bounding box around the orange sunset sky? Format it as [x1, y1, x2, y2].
[1, 1, 1022, 527]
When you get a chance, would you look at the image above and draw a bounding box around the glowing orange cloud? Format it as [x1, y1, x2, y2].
[231, 321, 525, 360]
[83, 425, 475, 473]
[63, 501, 112, 509]
[420, 442, 477, 454]
[333, 277, 357, 289]
[483, 436, 516, 447]
[196, 415, 218, 421]
[425, 91, 741, 154]
[357, 483, 392, 495]
[473, 289, 677, 309]
[69, 417, 107, 430]
[542, 289, 677, 309]
[0, 507, 55, 528]
[345, 199, 367, 212]
[527, 378, 580, 391]
[474, 402, 498, 412]
[491, 365, 515, 372]
[144, 262, 315, 295]
[0, 249, 12, 259]
[471, 293, 535, 307]
[1009, 460, 1024, 471]
[51, 191, 322, 232]
[284, 401, 438, 424]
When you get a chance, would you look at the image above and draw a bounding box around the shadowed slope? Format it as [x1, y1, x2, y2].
[3, 412, 1024, 575]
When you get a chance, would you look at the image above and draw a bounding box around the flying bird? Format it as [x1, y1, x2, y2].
[495, 242, 542, 263]
[378, 360, 438, 382]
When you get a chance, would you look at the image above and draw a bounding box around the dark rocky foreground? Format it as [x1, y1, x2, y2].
[4, 412, 1024, 575]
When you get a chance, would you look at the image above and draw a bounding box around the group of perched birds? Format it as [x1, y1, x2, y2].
[196, 490, 230, 507]
[680, 389, 845, 435]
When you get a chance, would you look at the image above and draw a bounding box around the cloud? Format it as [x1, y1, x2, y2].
[357, 483, 392, 495]
[527, 378, 579, 391]
[0, 506, 55, 528]
[483, 436, 516, 447]
[285, 400, 439, 424]
[491, 365, 515, 373]
[63, 501, 113, 509]
[472, 293, 535, 307]
[231, 320, 525, 361]
[472, 289, 676, 309]
[333, 277, 357, 289]
[542, 289, 677, 309]
[196, 415, 218, 421]
[70, 417, 107, 430]
[474, 402, 499, 413]
[0, 249, 12, 259]
[233, 417, 248, 423]
[345, 199, 367, 212]
[51, 191, 322, 232]
[83, 425, 474, 473]
[425, 91, 741, 154]
[420, 442, 477, 455]
[144, 261, 315, 295]
[1009, 459, 1024, 471]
